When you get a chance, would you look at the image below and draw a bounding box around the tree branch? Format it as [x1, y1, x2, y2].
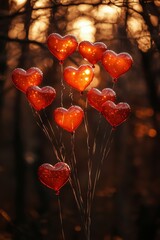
[0, 34, 47, 49]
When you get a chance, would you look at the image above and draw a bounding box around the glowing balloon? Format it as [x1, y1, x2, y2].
[63, 65, 94, 92]
[26, 86, 56, 111]
[101, 50, 133, 81]
[47, 33, 78, 62]
[38, 162, 70, 194]
[101, 100, 131, 127]
[87, 88, 116, 112]
[54, 106, 84, 133]
[78, 41, 107, 66]
[12, 67, 43, 93]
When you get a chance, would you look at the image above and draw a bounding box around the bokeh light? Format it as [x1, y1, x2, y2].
[67, 16, 96, 42]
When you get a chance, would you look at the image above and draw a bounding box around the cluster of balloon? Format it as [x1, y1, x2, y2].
[12, 67, 56, 111]
[11, 32, 133, 239]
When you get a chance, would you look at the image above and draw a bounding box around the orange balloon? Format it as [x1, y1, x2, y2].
[26, 86, 56, 111]
[54, 106, 84, 132]
[101, 50, 133, 81]
[47, 33, 78, 62]
[87, 88, 116, 112]
[12, 67, 43, 93]
[38, 162, 71, 194]
[101, 100, 131, 127]
[63, 65, 94, 92]
[78, 41, 107, 65]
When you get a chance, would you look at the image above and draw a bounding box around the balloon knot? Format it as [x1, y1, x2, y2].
[71, 131, 75, 136]
[92, 65, 95, 68]
[59, 60, 64, 65]
[55, 190, 60, 196]
[113, 78, 118, 83]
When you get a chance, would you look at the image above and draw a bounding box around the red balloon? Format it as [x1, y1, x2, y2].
[87, 88, 116, 112]
[63, 65, 94, 92]
[101, 100, 131, 127]
[78, 41, 107, 65]
[47, 33, 78, 62]
[12, 67, 43, 93]
[54, 106, 84, 132]
[26, 86, 56, 111]
[101, 50, 133, 81]
[38, 162, 70, 193]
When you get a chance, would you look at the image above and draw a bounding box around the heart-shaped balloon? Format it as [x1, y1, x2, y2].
[101, 100, 131, 127]
[63, 65, 94, 92]
[26, 86, 56, 111]
[47, 33, 78, 62]
[38, 162, 71, 194]
[87, 88, 116, 112]
[12, 67, 43, 93]
[54, 106, 84, 132]
[78, 41, 107, 66]
[101, 50, 133, 81]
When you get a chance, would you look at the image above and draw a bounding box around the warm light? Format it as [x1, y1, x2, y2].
[29, 20, 48, 42]
[93, 5, 120, 23]
[74, 225, 81, 232]
[60, 0, 70, 4]
[154, 0, 160, 7]
[9, 0, 27, 13]
[67, 17, 96, 42]
[86, 64, 100, 90]
[16, 0, 26, 4]
[128, 0, 143, 12]
[135, 108, 154, 119]
[85, 69, 91, 75]
[28, 0, 51, 47]
[127, 17, 142, 34]
[150, 15, 159, 27]
[10, 0, 27, 6]
[148, 129, 157, 138]
[127, 16, 151, 52]
[78, 4, 93, 12]
[127, 0, 151, 52]
[8, 21, 25, 39]
[86, 77, 100, 90]
[134, 123, 148, 138]
[34, 0, 49, 8]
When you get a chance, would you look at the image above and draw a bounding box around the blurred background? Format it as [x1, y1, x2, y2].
[0, 0, 160, 239]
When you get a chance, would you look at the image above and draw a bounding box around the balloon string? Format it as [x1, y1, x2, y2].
[69, 88, 74, 105]
[60, 63, 65, 107]
[35, 111, 62, 162]
[70, 134, 85, 227]
[35, 111, 86, 237]
[92, 113, 102, 156]
[43, 110, 59, 149]
[84, 101, 92, 240]
[59, 63, 66, 158]
[112, 82, 116, 90]
[33, 110, 51, 141]
[92, 127, 113, 200]
[99, 124, 110, 157]
[58, 128, 66, 164]
[57, 195, 65, 240]
[43, 110, 65, 162]
[30, 106, 62, 162]
[69, 179, 88, 240]
[97, 128, 114, 180]
[71, 133, 84, 207]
